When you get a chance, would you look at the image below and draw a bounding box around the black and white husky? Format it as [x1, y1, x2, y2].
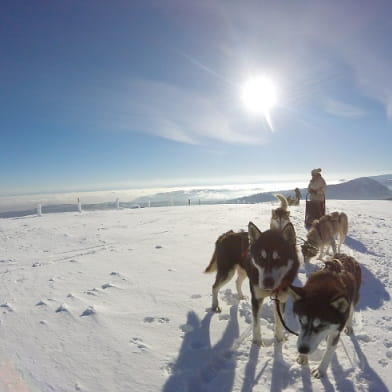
[205, 222, 299, 345]
[289, 253, 362, 378]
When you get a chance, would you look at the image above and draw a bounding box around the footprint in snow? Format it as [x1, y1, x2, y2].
[378, 358, 389, 367]
[130, 337, 150, 353]
[110, 271, 128, 281]
[101, 283, 119, 289]
[85, 288, 100, 296]
[356, 334, 372, 343]
[0, 303, 14, 313]
[81, 306, 96, 317]
[0, 259, 15, 264]
[55, 304, 70, 313]
[219, 314, 230, 321]
[143, 316, 170, 324]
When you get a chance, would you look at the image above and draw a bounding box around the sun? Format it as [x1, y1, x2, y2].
[241, 75, 278, 116]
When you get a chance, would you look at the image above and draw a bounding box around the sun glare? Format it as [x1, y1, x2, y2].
[241, 76, 278, 116]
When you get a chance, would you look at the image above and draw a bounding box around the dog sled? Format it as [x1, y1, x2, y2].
[305, 193, 325, 229]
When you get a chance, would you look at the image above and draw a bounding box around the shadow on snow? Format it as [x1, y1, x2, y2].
[162, 305, 239, 392]
[344, 236, 381, 257]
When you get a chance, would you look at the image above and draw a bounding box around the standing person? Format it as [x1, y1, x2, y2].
[287, 187, 302, 206]
[305, 168, 327, 228]
[294, 187, 302, 202]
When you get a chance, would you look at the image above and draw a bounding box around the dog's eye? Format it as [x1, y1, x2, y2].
[312, 323, 326, 332]
[311, 318, 326, 331]
[299, 316, 308, 325]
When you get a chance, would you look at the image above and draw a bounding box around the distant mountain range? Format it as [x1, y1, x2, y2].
[1, 174, 391, 218]
[230, 175, 392, 204]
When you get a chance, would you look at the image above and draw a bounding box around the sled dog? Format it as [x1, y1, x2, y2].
[270, 194, 291, 231]
[301, 212, 348, 262]
[289, 253, 361, 378]
[205, 222, 299, 345]
[204, 230, 249, 312]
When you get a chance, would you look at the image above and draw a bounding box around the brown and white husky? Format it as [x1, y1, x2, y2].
[289, 253, 362, 378]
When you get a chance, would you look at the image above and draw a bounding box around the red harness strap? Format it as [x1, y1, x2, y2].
[272, 277, 290, 295]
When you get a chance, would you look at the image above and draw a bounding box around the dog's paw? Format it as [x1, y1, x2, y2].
[252, 338, 264, 347]
[297, 354, 308, 365]
[211, 305, 222, 313]
[275, 333, 287, 343]
[311, 367, 326, 378]
[344, 325, 354, 335]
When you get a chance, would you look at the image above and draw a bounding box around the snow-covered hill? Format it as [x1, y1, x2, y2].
[369, 174, 392, 191]
[0, 200, 391, 391]
[234, 177, 392, 204]
[326, 177, 392, 199]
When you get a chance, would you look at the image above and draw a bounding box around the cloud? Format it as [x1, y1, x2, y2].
[122, 79, 271, 145]
[323, 99, 366, 118]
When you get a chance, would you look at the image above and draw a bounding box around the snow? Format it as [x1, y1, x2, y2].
[0, 200, 391, 391]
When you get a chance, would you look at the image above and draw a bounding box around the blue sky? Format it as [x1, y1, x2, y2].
[1, 0, 391, 195]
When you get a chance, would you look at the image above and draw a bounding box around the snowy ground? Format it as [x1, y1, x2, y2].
[0, 200, 390, 391]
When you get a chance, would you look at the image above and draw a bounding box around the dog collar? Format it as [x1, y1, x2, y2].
[272, 278, 290, 295]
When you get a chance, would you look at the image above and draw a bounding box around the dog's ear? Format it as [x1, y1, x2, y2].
[248, 221, 262, 246]
[288, 285, 305, 301]
[330, 296, 350, 313]
[281, 223, 296, 247]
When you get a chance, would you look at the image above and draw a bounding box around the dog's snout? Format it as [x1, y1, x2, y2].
[298, 345, 310, 354]
[263, 277, 274, 289]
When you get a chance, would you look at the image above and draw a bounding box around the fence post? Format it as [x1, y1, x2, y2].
[77, 198, 82, 213]
[37, 204, 42, 216]
[115, 198, 120, 209]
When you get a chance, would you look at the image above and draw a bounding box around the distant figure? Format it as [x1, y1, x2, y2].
[305, 168, 327, 228]
[287, 187, 302, 206]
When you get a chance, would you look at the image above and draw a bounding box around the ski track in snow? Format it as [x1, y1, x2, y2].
[0, 201, 390, 391]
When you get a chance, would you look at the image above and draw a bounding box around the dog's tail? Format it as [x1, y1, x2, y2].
[274, 193, 289, 211]
[204, 248, 217, 273]
[204, 230, 235, 273]
[339, 212, 349, 240]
